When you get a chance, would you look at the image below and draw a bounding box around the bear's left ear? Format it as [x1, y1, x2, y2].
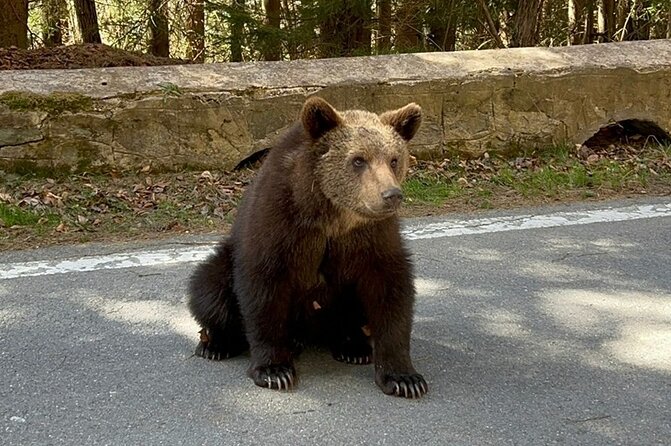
[379, 103, 422, 141]
[301, 97, 343, 140]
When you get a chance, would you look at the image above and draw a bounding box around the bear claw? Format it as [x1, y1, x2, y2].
[334, 354, 371, 365]
[195, 341, 231, 361]
[251, 365, 296, 391]
[379, 373, 428, 399]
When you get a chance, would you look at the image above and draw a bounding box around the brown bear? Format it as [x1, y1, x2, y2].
[187, 97, 427, 398]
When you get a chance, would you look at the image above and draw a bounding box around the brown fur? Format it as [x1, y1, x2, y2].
[187, 97, 427, 398]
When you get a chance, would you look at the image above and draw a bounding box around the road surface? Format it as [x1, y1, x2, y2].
[1, 198, 670, 445]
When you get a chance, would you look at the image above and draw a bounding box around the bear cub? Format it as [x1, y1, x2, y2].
[187, 97, 427, 398]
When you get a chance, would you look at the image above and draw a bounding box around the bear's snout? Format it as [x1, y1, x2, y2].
[381, 187, 404, 208]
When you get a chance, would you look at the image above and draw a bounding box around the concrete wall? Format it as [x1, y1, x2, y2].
[1, 40, 670, 172]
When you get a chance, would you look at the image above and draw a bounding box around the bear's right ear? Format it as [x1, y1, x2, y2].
[301, 97, 343, 140]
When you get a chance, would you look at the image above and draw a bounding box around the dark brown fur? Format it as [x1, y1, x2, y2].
[188, 97, 427, 398]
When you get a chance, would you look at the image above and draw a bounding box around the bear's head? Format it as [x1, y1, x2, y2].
[302, 97, 422, 220]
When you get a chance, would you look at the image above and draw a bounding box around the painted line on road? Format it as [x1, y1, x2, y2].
[401, 202, 671, 240]
[1, 202, 670, 280]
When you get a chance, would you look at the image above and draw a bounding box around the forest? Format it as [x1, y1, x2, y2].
[1, 0, 670, 63]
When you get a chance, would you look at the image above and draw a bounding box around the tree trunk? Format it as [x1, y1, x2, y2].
[42, 0, 69, 47]
[667, 7, 671, 39]
[511, 0, 544, 47]
[320, 0, 372, 58]
[427, 0, 457, 51]
[377, 0, 391, 52]
[596, 0, 615, 41]
[261, 0, 281, 60]
[230, 0, 245, 61]
[186, 0, 205, 61]
[582, 0, 594, 43]
[568, 0, 584, 44]
[73, 0, 102, 44]
[0, 0, 29, 48]
[149, 0, 169, 57]
[395, 0, 423, 52]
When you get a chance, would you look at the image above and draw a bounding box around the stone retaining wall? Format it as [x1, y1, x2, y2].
[1, 40, 670, 172]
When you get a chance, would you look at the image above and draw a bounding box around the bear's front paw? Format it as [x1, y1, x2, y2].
[376, 372, 428, 399]
[250, 364, 296, 391]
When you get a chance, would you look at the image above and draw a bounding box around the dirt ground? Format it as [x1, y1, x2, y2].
[0, 44, 190, 70]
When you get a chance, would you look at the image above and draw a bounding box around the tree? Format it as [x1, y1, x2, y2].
[510, 0, 545, 47]
[186, 0, 205, 61]
[395, 0, 424, 52]
[377, 0, 392, 52]
[73, 0, 102, 44]
[42, 0, 69, 47]
[0, 0, 28, 48]
[261, 0, 282, 60]
[568, 0, 584, 43]
[426, 0, 458, 51]
[230, 0, 246, 61]
[319, 0, 372, 57]
[597, 0, 616, 41]
[149, 0, 170, 56]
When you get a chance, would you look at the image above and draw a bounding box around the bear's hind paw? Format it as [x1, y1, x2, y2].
[195, 340, 232, 361]
[194, 328, 246, 360]
[333, 353, 371, 365]
[250, 364, 296, 391]
[331, 337, 372, 365]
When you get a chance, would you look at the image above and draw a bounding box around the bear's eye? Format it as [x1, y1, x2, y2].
[352, 157, 366, 169]
[390, 158, 398, 169]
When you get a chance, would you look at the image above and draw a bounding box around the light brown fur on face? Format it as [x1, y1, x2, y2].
[312, 105, 421, 220]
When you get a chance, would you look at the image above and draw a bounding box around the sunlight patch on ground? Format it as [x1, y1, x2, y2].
[543, 236, 636, 253]
[0, 308, 25, 328]
[521, 259, 602, 282]
[479, 308, 531, 339]
[454, 248, 504, 262]
[541, 289, 671, 372]
[87, 299, 199, 340]
[415, 277, 452, 297]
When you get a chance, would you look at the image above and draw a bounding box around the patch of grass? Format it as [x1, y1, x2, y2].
[404, 142, 671, 210]
[403, 177, 462, 205]
[0, 91, 93, 114]
[0, 203, 59, 228]
[0, 203, 40, 226]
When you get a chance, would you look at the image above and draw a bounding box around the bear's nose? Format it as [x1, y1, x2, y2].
[381, 187, 404, 207]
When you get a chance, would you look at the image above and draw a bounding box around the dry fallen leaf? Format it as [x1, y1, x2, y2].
[457, 177, 470, 187]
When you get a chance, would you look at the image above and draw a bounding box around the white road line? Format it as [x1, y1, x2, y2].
[402, 202, 671, 240]
[0, 246, 215, 280]
[1, 202, 670, 280]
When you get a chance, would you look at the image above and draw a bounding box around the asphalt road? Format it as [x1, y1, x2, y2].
[1, 198, 670, 445]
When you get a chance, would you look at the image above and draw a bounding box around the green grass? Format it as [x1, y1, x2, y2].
[0, 203, 59, 228]
[403, 143, 671, 207]
[403, 177, 462, 205]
